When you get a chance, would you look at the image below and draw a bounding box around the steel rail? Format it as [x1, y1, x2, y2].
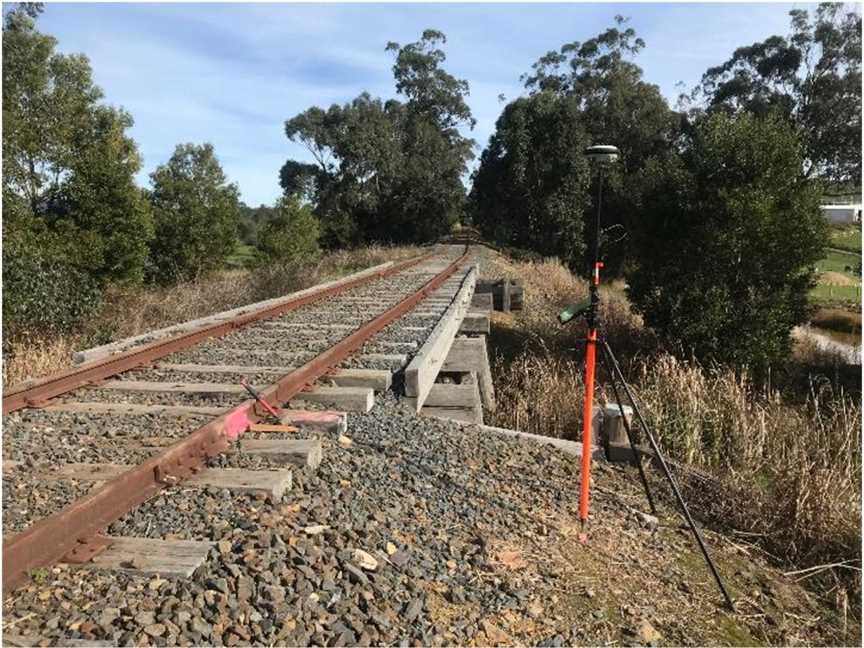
[2, 254, 433, 415]
[2, 252, 469, 595]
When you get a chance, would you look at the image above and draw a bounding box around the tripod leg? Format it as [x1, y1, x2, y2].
[602, 340, 735, 611]
[599, 344, 657, 515]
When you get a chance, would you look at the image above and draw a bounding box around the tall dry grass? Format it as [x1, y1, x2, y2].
[491, 345, 862, 604]
[2, 244, 422, 388]
[634, 354, 861, 566]
[491, 346, 585, 439]
[2, 335, 81, 388]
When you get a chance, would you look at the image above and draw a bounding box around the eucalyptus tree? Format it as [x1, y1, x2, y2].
[280, 30, 475, 247]
[470, 93, 591, 267]
[472, 17, 678, 273]
[694, 3, 861, 184]
[522, 15, 677, 175]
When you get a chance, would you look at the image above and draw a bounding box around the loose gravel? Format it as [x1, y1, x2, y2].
[2, 410, 213, 532]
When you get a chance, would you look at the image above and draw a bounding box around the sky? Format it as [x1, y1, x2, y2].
[35, 1, 809, 206]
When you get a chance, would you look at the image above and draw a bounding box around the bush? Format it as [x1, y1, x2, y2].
[627, 112, 827, 367]
[3, 8, 154, 285]
[258, 197, 321, 265]
[148, 143, 240, 283]
[2, 226, 102, 342]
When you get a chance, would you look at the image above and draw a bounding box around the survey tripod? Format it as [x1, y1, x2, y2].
[559, 145, 735, 611]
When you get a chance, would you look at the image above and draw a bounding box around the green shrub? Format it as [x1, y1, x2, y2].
[258, 197, 321, 265]
[627, 113, 827, 367]
[469, 93, 591, 269]
[148, 143, 240, 283]
[2, 226, 102, 342]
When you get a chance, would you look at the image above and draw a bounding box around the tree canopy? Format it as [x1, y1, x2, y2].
[2, 3, 152, 337]
[522, 15, 679, 176]
[2, 3, 153, 285]
[694, 3, 862, 184]
[469, 93, 591, 267]
[472, 17, 679, 274]
[280, 30, 475, 248]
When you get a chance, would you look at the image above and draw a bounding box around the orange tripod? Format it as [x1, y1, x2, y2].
[560, 145, 735, 610]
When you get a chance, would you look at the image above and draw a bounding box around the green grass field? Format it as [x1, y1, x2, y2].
[816, 248, 860, 274]
[811, 240, 861, 306]
[809, 226, 861, 306]
[811, 284, 862, 303]
[829, 224, 862, 253]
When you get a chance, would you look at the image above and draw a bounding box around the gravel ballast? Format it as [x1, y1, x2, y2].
[4, 392, 852, 647]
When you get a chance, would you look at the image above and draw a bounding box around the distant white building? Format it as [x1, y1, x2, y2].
[820, 204, 862, 224]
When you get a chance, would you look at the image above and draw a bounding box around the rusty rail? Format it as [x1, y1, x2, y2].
[2, 254, 433, 415]
[2, 252, 469, 595]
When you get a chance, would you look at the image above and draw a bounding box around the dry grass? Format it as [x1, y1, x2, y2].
[2, 335, 80, 388]
[634, 354, 861, 562]
[484, 251, 862, 609]
[2, 244, 422, 388]
[89, 244, 424, 343]
[491, 347, 585, 440]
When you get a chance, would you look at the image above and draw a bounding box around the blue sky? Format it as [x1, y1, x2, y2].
[37, 2, 807, 206]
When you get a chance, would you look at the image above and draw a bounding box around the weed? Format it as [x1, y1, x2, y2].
[28, 567, 50, 584]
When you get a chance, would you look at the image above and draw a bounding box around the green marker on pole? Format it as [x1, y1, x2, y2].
[558, 299, 591, 324]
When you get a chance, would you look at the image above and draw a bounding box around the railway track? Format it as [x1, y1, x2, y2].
[4, 244, 843, 648]
[3, 246, 475, 598]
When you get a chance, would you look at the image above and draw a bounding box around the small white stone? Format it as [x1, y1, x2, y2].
[353, 548, 378, 571]
[304, 524, 329, 535]
[527, 601, 544, 619]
